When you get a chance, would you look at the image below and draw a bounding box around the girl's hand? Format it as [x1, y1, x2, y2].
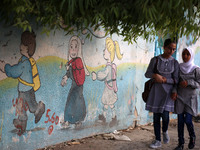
[92, 71, 96, 81]
[179, 80, 188, 88]
[61, 75, 68, 87]
[162, 77, 167, 83]
[171, 92, 177, 101]
[153, 74, 164, 83]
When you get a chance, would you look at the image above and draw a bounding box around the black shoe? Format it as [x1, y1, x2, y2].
[109, 116, 117, 127]
[174, 144, 184, 150]
[35, 101, 45, 124]
[188, 137, 195, 149]
[98, 114, 106, 123]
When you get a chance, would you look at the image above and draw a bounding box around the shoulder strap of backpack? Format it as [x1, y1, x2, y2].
[18, 57, 34, 87]
[153, 56, 158, 73]
[105, 63, 117, 91]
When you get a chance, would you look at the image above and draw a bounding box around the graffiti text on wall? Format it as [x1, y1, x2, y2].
[44, 109, 59, 135]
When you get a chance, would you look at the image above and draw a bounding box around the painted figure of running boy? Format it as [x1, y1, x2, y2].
[0, 31, 45, 135]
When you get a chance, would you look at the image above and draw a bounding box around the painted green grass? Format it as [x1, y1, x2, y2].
[0, 78, 18, 94]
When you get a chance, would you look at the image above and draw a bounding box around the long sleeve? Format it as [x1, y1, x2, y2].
[97, 66, 110, 81]
[4, 56, 33, 91]
[187, 68, 200, 89]
[145, 57, 157, 79]
[166, 60, 179, 85]
[171, 60, 179, 93]
[5, 63, 23, 78]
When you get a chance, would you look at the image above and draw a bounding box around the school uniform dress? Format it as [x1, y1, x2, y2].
[145, 55, 179, 142]
[145, 55, 179, 113]
[174, 68, 200, 145]
[175, 68, 200, 116]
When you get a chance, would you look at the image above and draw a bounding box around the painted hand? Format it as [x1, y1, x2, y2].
[92, 71, 96, 81]
[0, 60, 5, 73]
[66, 65, 69, 71]
[61, 75, 68, 87]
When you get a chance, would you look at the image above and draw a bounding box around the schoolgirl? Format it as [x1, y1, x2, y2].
[174, 47, 200, 150]
[145, 38, 179, 148]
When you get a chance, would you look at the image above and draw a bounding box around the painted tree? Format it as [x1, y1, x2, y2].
[0, 0, 200, 42]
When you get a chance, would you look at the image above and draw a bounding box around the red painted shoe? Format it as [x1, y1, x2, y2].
[13, 119, 27, 136]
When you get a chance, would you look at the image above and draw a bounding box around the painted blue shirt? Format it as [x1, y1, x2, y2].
[5, 56, 33, 92]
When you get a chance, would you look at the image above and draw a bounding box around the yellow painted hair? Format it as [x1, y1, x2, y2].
[106, 37, 123, 62]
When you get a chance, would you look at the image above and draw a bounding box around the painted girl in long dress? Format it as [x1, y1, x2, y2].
[92, 37, 123, 127]
[61, 35, 89, 128]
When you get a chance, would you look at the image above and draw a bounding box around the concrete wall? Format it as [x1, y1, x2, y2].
[0, 24, 199, 150]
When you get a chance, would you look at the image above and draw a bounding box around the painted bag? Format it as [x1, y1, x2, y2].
[18, 57, 41, 91]
[105, 63, 118, 93]
[68, 57, 85, 86]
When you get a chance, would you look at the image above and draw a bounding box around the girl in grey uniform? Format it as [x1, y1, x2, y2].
[145, 38, 179, 149]
[174, 47, 200, 150]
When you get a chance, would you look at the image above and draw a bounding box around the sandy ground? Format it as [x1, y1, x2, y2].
[38, 119, 200, 150]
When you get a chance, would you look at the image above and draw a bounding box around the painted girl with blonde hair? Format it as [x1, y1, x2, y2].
[92, 37, 123, 127]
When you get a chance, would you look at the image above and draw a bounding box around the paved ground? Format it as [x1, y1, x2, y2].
[38, 119, 200, 150]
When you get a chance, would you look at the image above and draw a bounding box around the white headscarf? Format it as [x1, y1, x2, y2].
[68, 35, 89, 76]
[180, 47, 198, 74]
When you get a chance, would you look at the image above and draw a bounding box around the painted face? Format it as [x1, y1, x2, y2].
[103, 47, 110, 60]
[163, 43, 176, 58]
[20, 43, 28, 56]
[69, 40, 78, 59]
[182, 49, 191, 63]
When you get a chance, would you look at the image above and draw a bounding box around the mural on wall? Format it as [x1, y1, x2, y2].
[1, 21, 200, 150]
[0, 112, 3, 141]
[0, 31, 45, 136]
[92, 37, 123, 127]
[0, 25, 157, 150]
[60, 35, 89, 129]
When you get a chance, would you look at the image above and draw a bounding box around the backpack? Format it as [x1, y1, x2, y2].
[18, 57, 41, 91]
[142, 57, 158, 103]
[105, 63, 118, 93]
[68, 57, 85, 86]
